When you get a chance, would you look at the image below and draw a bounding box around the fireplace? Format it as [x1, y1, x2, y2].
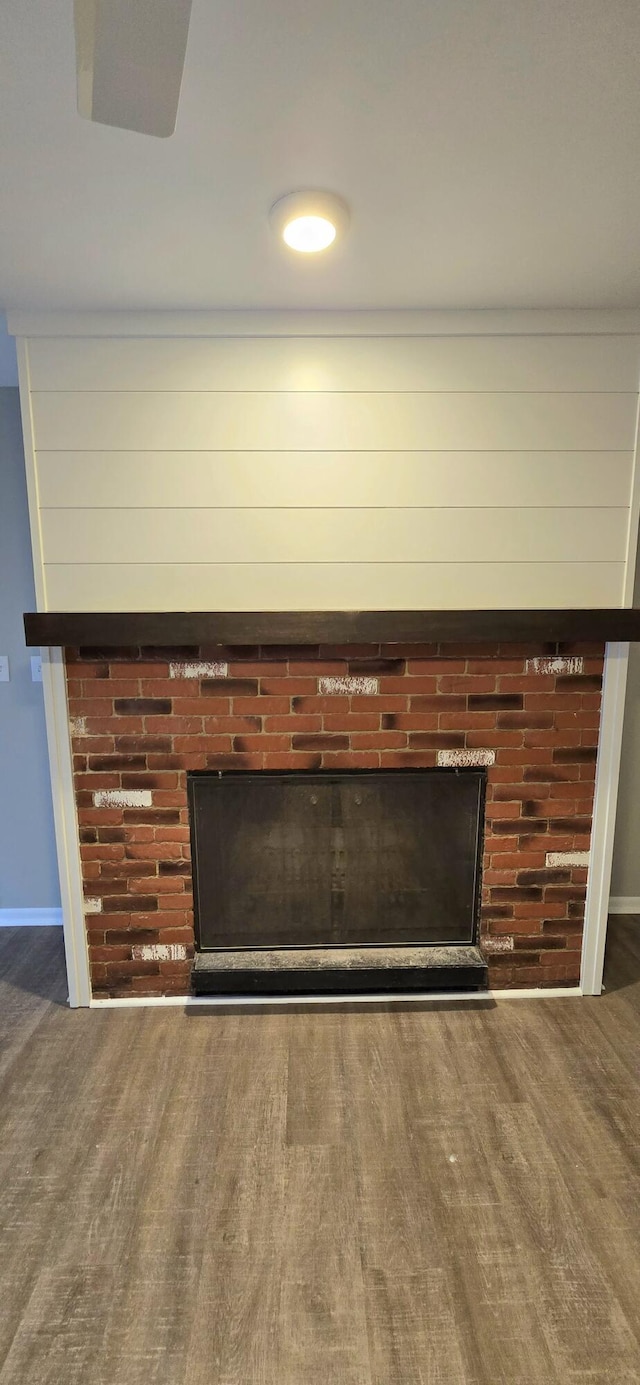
[187, 768, 487, 993]
[63, 634, 603, 998]
[189, 769, 485, 950]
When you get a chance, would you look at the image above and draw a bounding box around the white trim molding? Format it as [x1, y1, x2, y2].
[90, 986, 583, 1009]
[582, 381, 640, 991]
[39, 648, 92, 1007]
[0, 908, 63, 927]
[581, 642, 631, 995]
[608, 897, 640, 915]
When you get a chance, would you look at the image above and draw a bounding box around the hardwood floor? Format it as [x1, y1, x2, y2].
[1, 923, 639, 1383]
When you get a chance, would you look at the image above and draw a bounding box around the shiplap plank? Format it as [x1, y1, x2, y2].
[30, 391, 637, 453]
[35, 450, 633, 511]
[42, 561, 625, 612]
[26, 335, 640, 393]
[39, 506, 627, 566]
[12, 307, 640, 335]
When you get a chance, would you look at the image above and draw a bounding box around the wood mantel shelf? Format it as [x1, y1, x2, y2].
[23, 609, 640, 648]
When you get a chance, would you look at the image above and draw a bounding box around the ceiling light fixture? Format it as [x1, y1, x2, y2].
[269, 191, 350, 254]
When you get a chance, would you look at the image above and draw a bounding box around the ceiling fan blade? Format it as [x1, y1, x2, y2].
[74, 0, 193, 138]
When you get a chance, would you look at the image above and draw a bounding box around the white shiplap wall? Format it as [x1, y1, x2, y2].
[16, 322, 640, 611]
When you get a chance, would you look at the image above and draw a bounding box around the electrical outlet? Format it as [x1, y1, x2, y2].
[0, 655, 9, 682]
[30, 655, 42, 683]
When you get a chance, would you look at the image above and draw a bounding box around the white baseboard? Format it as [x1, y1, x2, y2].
[90, 986, 583, 1009]
[608, 897, 640, 915]
[0, 907, 63, 927]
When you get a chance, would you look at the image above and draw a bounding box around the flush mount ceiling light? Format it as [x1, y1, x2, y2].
[269, 191, 350, 253]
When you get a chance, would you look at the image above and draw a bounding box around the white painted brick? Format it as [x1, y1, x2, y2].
[526, 656, 584, 676]
[481, 936, 514, 953]
[92, 789, 152, 808]
[84, 897, 102, 914]
[545, 850, 590, 868]
[69, 716, 87, 736]
[318, 675, 379, 695]
[131, 943, 187, 962]
[169, 660, 228, 679]
[436, 748, 496, 767]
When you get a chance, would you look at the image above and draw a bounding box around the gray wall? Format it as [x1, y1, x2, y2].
[0, 387, 60, 909]
[0, 316, 18, 386]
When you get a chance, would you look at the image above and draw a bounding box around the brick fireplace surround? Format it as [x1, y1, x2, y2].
[66, 640, 604, 998]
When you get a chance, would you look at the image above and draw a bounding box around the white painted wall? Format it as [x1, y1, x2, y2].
[0, 388, 60, 910]
[14, 316, 640, 613]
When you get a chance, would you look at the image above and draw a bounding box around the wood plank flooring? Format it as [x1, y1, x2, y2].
[0, 923, 639, 1383]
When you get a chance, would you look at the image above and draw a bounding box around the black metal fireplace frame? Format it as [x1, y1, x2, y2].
[187, 767, 487, 955]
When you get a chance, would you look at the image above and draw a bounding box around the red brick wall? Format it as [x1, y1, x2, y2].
[65, 641, 604, 997]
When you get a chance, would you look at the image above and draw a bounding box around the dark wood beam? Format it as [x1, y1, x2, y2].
[23, 609, 640, 648]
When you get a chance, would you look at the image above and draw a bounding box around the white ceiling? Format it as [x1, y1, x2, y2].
[1, 0, 639, 312]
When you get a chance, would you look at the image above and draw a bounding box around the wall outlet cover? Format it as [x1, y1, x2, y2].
[30, 655, 42, 682]
[0, 655, 9, 682]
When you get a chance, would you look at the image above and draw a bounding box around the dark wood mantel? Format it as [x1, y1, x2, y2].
[23, 609, 640, 648]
